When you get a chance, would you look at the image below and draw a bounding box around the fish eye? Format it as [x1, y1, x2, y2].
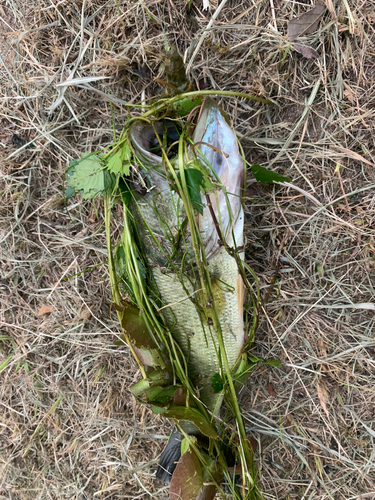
[148, 121, 182, 159]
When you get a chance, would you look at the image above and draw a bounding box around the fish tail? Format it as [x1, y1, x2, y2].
[156, 427, 183, 483]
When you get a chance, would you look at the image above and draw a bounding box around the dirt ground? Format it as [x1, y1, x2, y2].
[1, 0, 375, 499]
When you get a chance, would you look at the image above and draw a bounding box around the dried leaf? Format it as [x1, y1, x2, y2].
[173, 387, 188, 406]
[79, 309, 91, 320]
[194, 484, 217, 500]
[288, 4, 326, 42]
[318, 339, 327, 358]
[343, 84, 356, 103]
[249, 436, 259, 453]
[170, 447, 203, 500]
[267, 383, 277, 397]
[294, 43, 319, 59]
[317, 383, 330, 419]
[324, 0, 336, 18]
[119, 302, 157, 349]
[165, 46, 189, 93]
[37, 305, 54, 316]
[331, 146, 374, 167]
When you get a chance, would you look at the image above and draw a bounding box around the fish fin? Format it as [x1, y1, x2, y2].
[156, 427, 183, 483]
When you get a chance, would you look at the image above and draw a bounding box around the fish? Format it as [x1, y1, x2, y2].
[129, 99, 246, 487]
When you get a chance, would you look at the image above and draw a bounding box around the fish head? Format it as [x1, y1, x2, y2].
[129, 100, 244, 260]
[129, 119, 183, 265]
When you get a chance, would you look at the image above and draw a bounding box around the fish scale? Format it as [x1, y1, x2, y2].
[151, 246, 244, 412]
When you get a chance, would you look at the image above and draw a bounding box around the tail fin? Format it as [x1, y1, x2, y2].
[156, 427, 183, 483]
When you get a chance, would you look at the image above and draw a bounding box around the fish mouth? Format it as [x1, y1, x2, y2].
[130, 99, 244, 257]
[129, 120, 181, 164]
[129, 119, 182, 193]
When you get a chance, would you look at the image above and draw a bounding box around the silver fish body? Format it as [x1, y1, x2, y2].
[129, 100, 245, 481]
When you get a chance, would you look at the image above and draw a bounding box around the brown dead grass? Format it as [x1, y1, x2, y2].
[1, 0, 375, 499]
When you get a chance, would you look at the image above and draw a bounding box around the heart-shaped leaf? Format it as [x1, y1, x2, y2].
[288, 4, 326, 42]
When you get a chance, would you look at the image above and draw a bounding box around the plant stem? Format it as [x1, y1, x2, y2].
[103, 193, 147, 379]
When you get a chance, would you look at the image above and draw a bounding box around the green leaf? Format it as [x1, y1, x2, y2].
[146, 386, 165, 401]
[180, 437, 191, 456]
[261, 358, 282, 367]
[115, 244, 146, 295]
[107, 143, 131, 176]
[107, 150, 123, 174]
[233, 353, 258, 388]
[146, 385, 179, 404]
[118, 179, 132, 205]
[190, 159, 216, 191]
[248, 354, 261, 363]
[173, 96, 203, 117]
[180, 168, 205, 215]
[152, 405, 169, 415]
[116, 245, 126, 274]
[174, 161, 217, 215]
[130, 369, 172, 397]
[66, 153, 115, 199]
[211, 373, 224, 393]
[151, 405, 219, 439]
[65, 185, 75, 199]
[247, 354, 281, 367]
[251, 164, 290, 184]
[134, 347, 164, 368]
[65, 166, 76, 198]
[121, 141, 131, 163]
[170, 446, 203, 500]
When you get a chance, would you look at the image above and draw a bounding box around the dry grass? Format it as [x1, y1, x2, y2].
[1, 0, 375, 498]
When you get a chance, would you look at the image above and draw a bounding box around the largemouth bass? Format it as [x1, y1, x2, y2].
[129, 100, 246, 484]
